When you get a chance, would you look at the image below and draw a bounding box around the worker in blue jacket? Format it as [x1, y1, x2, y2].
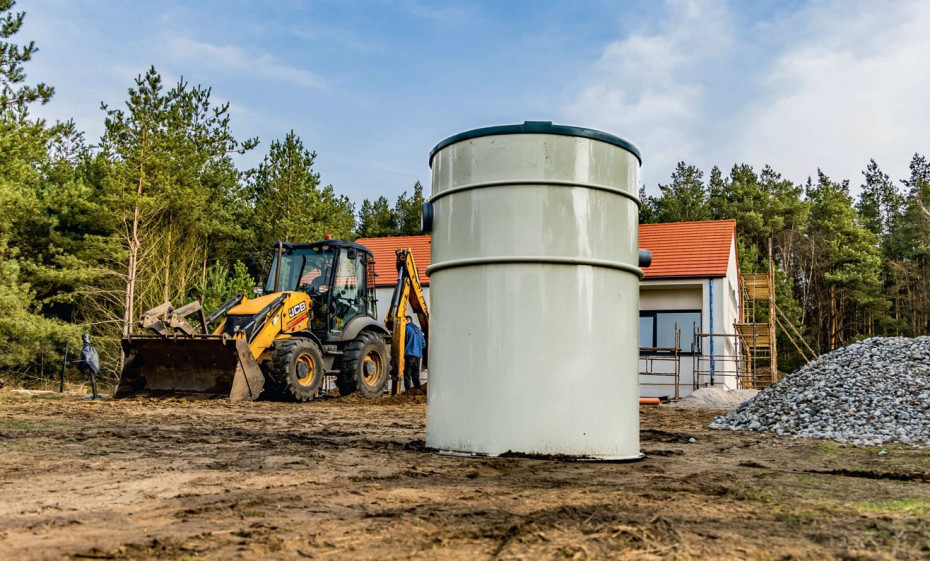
[404, 315, 426, 391]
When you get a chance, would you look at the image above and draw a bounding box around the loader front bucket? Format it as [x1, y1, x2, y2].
[115, 337, 265, 401]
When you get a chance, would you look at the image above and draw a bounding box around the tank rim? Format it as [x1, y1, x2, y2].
[428, 121, 642, 167]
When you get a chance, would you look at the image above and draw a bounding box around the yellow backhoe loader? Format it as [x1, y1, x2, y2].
[115, 240, 428, 402]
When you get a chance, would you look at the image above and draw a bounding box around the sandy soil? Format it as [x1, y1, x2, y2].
[0, 391, 928, 560]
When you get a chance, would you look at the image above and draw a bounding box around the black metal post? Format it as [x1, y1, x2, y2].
[273, 240, 283, 293]
[59, 342, 69, 393]
[90, 370, 97, 400]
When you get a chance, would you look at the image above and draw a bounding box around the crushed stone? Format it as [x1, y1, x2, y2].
[709, 337, 930, 446]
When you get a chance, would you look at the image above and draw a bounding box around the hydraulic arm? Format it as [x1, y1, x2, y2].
[385, 248, 429, 393]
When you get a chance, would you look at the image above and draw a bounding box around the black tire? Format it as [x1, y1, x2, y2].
[337, 331, 391, 398]
[267, 338, 324, 402]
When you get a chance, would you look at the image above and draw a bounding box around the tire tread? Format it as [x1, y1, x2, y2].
[337, 332, 390, 397]
[267, 338, 322, 402]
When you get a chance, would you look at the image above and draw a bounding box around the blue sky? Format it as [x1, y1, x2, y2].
[21, 0, 930, 204]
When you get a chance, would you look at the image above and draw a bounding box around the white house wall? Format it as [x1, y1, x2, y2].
[639, 285, 702, 310]
[718, 237, 742, 388]
[692, 237, 742, 393]
[697, 276, 740, 392]
[373, 286, 430, 327]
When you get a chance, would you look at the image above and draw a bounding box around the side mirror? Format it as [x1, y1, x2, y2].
[347, 248, 358, 260]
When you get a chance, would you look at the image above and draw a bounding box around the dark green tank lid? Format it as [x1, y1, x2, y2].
[429, 121, 642, 167]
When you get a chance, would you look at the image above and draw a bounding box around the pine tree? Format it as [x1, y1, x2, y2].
[707, 164, 807, 275]
[638, 185, 659, 224]
[854, 159, 903, 335]
[897, 154, 930, 259]
[805, 170, 883, 350]
[654, 162, 710, 223]
[195, 261, 255, 317]
[707, 166, 727, 219]
[0, 0, 52, 115]
[0, 1, 81, 374]
[857, 159, 901, 239]
[247, 130, 354, 249]
[887, 154, 930, 335]
[99, 68, 168, 338]
[21, 123, 121, 322]
[760, 165, 807, 277]
[100, 67, 259, 338]
[356, 196, 398, 237]
[395, 181, 426, 235]
[155, 78, 257, 302]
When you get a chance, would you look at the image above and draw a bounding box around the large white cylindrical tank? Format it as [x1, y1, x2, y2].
[424, 121, 643, 460]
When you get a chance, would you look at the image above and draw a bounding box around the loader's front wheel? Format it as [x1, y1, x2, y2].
[337, 332, 390, 398]
[269, 339, 324, 402]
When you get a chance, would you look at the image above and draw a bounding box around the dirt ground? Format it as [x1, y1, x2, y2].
[0, 391, 928, 560]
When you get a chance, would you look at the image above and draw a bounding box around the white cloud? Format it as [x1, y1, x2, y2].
[565, 0, 930, 191]
[563, 0, 734, 187]
[733, 0, 930, 187]
[169, 38, 326, 89]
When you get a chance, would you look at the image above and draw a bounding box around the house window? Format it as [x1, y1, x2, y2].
[638, 315, 654, 348]
[639, 310, 701, 353]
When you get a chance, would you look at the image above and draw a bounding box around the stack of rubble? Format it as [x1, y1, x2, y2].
[667, 387, 758, 409]
[710, 337, 930, 445]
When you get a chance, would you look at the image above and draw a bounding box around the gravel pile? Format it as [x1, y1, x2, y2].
[709, 337, 930, 445]
[667, 387, 759, 410]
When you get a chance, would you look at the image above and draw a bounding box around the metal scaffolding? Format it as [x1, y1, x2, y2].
[691, 329, 743, 390]
[639, 328, 682, 400]
[735, 267, 777, 389]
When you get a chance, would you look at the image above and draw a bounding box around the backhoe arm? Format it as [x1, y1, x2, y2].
[385, 248, 429, 393]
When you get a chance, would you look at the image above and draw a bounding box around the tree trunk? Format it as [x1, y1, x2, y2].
[119, 135, 148, 375]
[163, 211, 173, 304]
[201, 238, 209, 285]
[123, 155, 145, 339]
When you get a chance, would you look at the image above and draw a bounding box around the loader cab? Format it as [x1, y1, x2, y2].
[264, 241, 377, 335]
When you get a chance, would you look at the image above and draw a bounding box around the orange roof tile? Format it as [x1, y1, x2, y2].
[355, 235, 432, 288]
[357, 220, 735, 286]
[639, 219, 736, 279]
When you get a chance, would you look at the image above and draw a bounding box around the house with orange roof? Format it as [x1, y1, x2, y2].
[637, 219, 741, 397]
[356, 219, 740, 398]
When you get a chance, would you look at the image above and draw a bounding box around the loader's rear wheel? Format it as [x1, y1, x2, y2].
[268, 339, 324, 402]
[337, 332, 390, 398]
